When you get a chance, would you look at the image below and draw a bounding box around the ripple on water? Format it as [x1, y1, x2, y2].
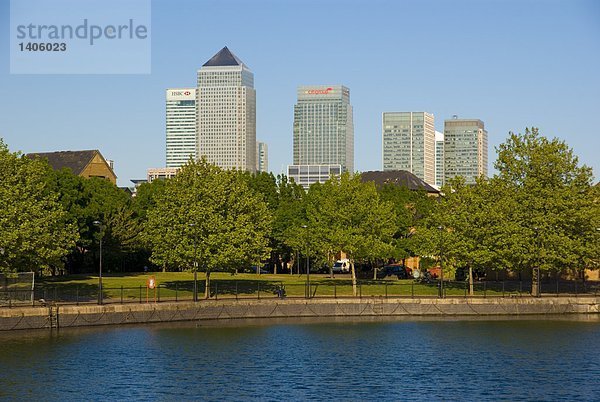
[0, 318, 599, 401]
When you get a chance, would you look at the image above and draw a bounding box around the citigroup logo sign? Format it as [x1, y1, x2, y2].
[305, 87, 333, 95]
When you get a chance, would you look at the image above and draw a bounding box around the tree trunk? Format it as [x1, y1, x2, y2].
[205, 270, 211, 299]
[531, 268, 540, 297]
[468, 265, 474, 296]
[351, 261, 357, 296]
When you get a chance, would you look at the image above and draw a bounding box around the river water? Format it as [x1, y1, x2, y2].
[1, 316, 599, 401]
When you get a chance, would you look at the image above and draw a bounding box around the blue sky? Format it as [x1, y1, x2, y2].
[1, 0, 599, 186]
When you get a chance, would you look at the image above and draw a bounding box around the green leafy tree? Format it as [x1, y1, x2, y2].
[0, 140, 78, 274]
[274, 175, 306, 274]
[239, 172, 305, 274]
[378, 184, 435, 269]
[144, 159, 272, 297]
[420, 177, 507, 294]
[289, 173, 397, 295]
[132, 179, 166, 222]
[494, 128, 599, 293]
[46, 169, 140, 274]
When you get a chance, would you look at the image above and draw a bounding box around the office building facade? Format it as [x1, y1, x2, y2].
[382, 112, 435, 186]
[443, 118, 488, 185]
[289, 85, 353, 188]
[166, 88, 197, 168]
[196, 47, 256, 172]
[434, 130, 444, 188]
[147, 167, 179, 183]
[287, 164, 342, 190]
[256, 141, 268, 173]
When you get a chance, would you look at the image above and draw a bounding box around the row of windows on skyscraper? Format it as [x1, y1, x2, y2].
[162, 47, 487, 189]
[382, 113, 488, 187]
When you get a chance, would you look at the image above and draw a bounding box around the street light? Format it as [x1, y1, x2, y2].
[532, 227, 541, 297]
[438, 225, 444, 299]
[189, 223, 198, 302]
[93, 220, 103, 305]
[302, 225, 310, 298]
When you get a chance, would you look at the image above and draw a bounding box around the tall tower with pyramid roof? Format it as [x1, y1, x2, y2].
[196, 47, 256, 172]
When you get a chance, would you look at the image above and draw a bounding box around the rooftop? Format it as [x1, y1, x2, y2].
[27, 150, 99, 176]
[202, 46, 246, 67]
[360, 170, 440, 193]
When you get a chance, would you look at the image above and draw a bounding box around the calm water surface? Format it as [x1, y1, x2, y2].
[1, 316, 599, 401]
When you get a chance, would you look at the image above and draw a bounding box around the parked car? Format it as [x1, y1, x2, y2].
[376, 264, 410, 280]
[332, 259, 352, 274]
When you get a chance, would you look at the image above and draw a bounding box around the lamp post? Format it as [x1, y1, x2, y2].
[438, 225, 444, 299]
[189, 223, 198, 303]
[93, 220, 103, 305]
[532, 227, 541, 297]
[302, 225, 310, 298]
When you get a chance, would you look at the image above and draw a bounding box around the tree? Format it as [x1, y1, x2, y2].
[46, 168, 140, 274]
[420, 177, 507, 294]
[290, 173, 397, 295]
[0, 140, 78, 275]
[144, 159, 272, 298]
[132, 180, 166, 221]
[494, 128, 599, 293]
[239, 172, 305, 274]
[272, 174, 306, 274]
[378, 183, 435, 269]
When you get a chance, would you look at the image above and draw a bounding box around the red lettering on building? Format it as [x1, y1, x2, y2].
[306, 87, 333, 95]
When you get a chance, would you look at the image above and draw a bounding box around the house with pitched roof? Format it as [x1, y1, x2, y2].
[360, 170, 441, 196]
[27, 150, 117, 184]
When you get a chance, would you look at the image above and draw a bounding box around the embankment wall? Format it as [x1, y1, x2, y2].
[1, 296, 599, 331]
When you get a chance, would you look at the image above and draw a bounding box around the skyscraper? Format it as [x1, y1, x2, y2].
[196, 47, 256, 172]
[288, 85, 353, 188]
[165, 88, 197, 168]
[435, 130, 444, 188]
[443, 117, 488, 185]
[256, 141, 268, 173]
[382, 112, 435, 186]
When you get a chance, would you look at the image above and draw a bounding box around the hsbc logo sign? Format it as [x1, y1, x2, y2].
[305, 87, 333, 95]
[168, 89, 195, 100]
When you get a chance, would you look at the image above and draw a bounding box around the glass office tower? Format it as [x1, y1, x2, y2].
[435, 130, 444, 188]
[382, 111, 435, 186]
[166, 88, 197, 168]
[288, 85, 353, 189]
[443, 117, 488, 185]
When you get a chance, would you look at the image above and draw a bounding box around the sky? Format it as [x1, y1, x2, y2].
[1, 0, 599, 186]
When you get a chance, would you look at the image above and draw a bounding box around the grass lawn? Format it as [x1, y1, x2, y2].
[38, 272, 507, 302]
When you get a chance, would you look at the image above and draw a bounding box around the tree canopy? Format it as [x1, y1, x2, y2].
[144, 159, 272, 274]
[1, 126, 597, 286]
[493, 128, 599, 276]
[0, 140, 78, 274]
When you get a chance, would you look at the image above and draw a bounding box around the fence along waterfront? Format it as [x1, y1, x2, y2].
[1, 279, 599, 307]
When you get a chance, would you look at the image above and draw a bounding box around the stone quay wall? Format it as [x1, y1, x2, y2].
[1, 296, 599, 331]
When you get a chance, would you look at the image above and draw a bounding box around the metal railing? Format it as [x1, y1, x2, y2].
[1, 280, 599, 307]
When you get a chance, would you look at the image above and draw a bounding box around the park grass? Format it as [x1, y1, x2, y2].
[38, 272, 506, 302]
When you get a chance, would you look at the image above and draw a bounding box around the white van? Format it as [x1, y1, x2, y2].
[332, 259, 351, 274]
